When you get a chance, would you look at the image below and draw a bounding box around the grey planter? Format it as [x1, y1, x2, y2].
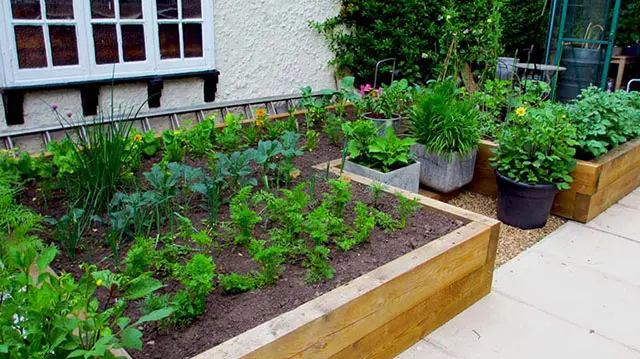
[344, 160, 420, 193]
[412, 144, 477, 193]
[363, 112, 402, 137]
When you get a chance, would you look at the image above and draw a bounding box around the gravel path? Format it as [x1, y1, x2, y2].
[449, 190, 567, 267]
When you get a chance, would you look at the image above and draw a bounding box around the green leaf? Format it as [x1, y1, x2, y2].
[134, 307, 175, 326]
[36, 246, 58, 272]
[120, 328, 143, 350]
[122, 276, 163, 300]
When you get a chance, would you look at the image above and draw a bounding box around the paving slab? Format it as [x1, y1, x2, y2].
[395, 340, 459, 359]
[426, 292, 640, 359]
[584, 204, 640, 242]
[530, 221, 640, 286]
[494, 250, 640, 351]
[619, 189, 640, 210]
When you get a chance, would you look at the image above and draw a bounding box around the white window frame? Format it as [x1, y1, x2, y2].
[0, 0, 214, 88]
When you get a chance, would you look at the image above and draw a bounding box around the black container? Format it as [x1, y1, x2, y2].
[556, 46, 605, 103]
[496, 171, 558, 230]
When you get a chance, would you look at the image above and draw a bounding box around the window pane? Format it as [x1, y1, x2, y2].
[11, 0, 41, 19]
[91, 0, 115, 18]
[159, 24, 180, 59]
[93, 24, 119, 64]
[183, 23, 202, 58]
[46, 0, 74, 19]
[119, 0, 143, 19]
[182, 0, 200, 18]
[122, 25, 146, 62]
[156, 0, 177, 19]
[49, 25, 79, 66]
[14, 26, 47, 68]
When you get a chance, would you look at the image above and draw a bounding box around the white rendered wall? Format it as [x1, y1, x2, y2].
[0, 0, 340, 132]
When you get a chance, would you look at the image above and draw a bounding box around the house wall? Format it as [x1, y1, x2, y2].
[0, 0, 340, 132]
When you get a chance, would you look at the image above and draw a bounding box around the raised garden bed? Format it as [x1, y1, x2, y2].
[468, 138, 640, 223]
[197, 160, 500, 359]
[14, 114, 499, 359]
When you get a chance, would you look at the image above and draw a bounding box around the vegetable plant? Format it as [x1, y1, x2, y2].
[248, 140, 283, 190]
[216, 113, 245, 152]
[345, 121, 415, 173]
[230, 186, 262, 245]
[569, 87, 640, 160]
[491, 103, 578, 189]
[216, 149, 258, 191]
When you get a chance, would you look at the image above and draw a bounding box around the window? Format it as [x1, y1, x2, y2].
[0, 0, 214, 87]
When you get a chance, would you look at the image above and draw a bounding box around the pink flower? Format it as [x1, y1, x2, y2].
[359, 84, 373, 95]
[51, 104, 58, 111]
[66, 112, 73, 118]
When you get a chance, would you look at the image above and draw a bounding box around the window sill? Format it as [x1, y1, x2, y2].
[1, 69, 220, 126]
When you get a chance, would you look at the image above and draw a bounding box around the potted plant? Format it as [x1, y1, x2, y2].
[358, 79, 409, 136]
[491, 103, 577, 229]
[342, 120, 420, 192]
[409, 80, 481, 193]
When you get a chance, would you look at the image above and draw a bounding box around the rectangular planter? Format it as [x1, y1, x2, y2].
[344, 159, 420, 193]
[192, 160, 501, 359]
[412, 144, 477, 193]
[468, 138, 640, 223]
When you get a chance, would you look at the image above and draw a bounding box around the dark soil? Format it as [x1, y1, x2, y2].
[20, 118, 464, 359]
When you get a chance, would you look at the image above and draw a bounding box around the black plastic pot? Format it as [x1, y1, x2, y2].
[496, 171, 558, 230]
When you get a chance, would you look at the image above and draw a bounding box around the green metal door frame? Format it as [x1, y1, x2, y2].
[544, 0, 622, 98]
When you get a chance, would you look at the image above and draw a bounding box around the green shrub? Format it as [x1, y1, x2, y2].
[491, 103, 577, 189]
[409, 80, 481, 156]
[569, 87, 640, 160]
[312, 0, 502, 83]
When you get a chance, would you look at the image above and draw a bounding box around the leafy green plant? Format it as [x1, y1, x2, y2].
[279, 131, 304, 185]
[348, 201, 376, 248]
[302, 129, 319, 152]
[161, 129, 186, 163]
[373, 209, 402, 232]
[368, 182, 387, 209]
[218, 272, 259, 294]
[124, 236, 157, 277]
[216, 149, 258, 191]
[303, 245, 335, 283]
[0, 150, 53, 181]
[247, 239, 286, 287]
[358, 79, 410, 118]
[323, 178, 352, 218]
[132, 130, 161, 157]
[248, 140, 283, 190]
[491, 103, 578, 189]
[569, 87, 640, 160]
[0, 243, 172, 358]
[299, 86, 330, 129]
[191, 158, 228, 226]
[183, 118, 217, 158]
[395, 192, 421, 228]
[171, 254, 216, 325]
[230, 186, 262, 245]
[345, 122, 415, 173]
[323, 113, 345, 145]
[242, 121, 261, 146]
[216, 113, 245, 152]
[409, 80, 481, 157]
[46, 205, 93, 261]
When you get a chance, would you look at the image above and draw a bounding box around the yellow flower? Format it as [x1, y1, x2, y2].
[256, 119, 263, 127]
[515, 107, 527, 117]
[562, 114, 567, 119]
[96, 279, 103, 286]
[256, 108, 266, 118]
[133, 134, 143, 142]
[289, 169, 301, 179]
[174, 130, 181, 135]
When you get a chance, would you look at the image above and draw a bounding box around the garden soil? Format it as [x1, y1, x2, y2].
[21, 122, 464, 359]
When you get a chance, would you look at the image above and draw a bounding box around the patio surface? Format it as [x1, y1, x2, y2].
[397, 188, 640, 359]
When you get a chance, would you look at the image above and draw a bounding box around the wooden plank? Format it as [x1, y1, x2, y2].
[592, 137, 640, 192]
[550, 188, 578, 219]
[576, 163, 640, 223]
[330, 264, 492, 359]
[313, 160, 500, 227]
[467, 140, 498, 197]
[196, 222, 493, 359]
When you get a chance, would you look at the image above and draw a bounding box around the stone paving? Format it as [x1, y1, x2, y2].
[397, 188, 640, 359]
